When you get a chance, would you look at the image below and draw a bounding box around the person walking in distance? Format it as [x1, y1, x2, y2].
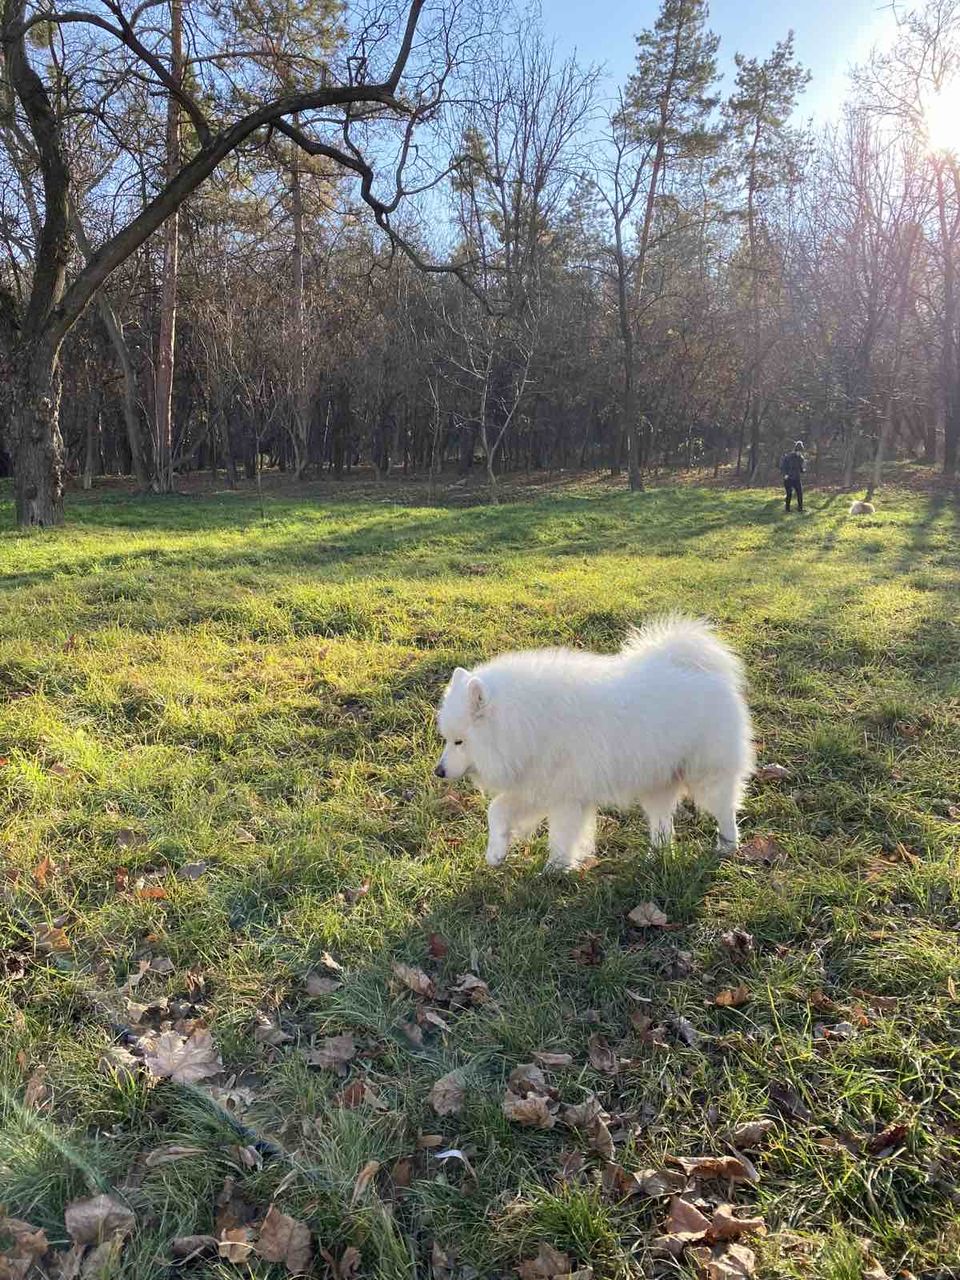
[780, 440, 806, 512]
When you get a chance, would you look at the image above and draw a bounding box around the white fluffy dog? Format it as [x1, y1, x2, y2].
[435, 617, 754, 872]
[849, 499, 875, 515]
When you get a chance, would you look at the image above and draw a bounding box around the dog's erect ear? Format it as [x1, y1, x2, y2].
[467, 676, 487, 718]
[450, 666, 470, 688]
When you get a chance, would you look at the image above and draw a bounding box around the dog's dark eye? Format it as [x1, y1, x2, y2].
[454, 740, 463, 746]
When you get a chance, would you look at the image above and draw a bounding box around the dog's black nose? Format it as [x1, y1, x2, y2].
[434, 763, 445, 778]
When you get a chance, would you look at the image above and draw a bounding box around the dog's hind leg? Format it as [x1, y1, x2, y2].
[689, 775, 741, 851]
[544, 804, 597, 872]
[641, 789, 681, 848]
[485, 793, 543, 867]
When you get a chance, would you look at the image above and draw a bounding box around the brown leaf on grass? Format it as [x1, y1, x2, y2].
[556, 1151, 586, 1185]
[503, 1089, 556, 1129]
[570, 935, 604, 966]
[713, 986, 750, 1009]
[316, 950, 344, 974]
[149, 955, 175, 975]
[865, 1122, 908, 1157]
[144, 1144, 205, 1168]
[674, 1016, 700, 1047]
[754, 763, 791, 782]
[637, 1167, 687, 1197]
[671, 1154, 757, 1183]
[343, 879, 371, 905]
[33, 923, 70, 953]
[64, 1195, 135, 1246]
[738, 835, 787, 865]
[214, 1177, 258, 1236]
[709, 1205, 766, 1243]
[350, 1159, 381, 1206]
[724, 1120, 774, 1150]
[135, 883, 168, 901]
[335, 1245, 362, 1280]
[170, 1235, 218, 1261]
[508, 1063, 554, 1097]
[418, 1007, 453, 1034]
[80, 1237, 126, 1279]
[392, 962, 436, 998]
[218, 1228, 255, 1263]
[768, 1081, 812, 1123]
[176, 861, 208, 881]
[516, 1241, 591, 1279]
[586, 1033, 618, 1075]
[666, 1196, 712, 1236]
[23, 1065, 50, 1111]
[720, 929, 755, 956]
[429, 1071, 466, 1117]
[428, 933, 449, 958]
[32, 855, 53, 889]
[451, 972, 492, 1005]
[141, 1027, 222, 1084]
[97, 1045, 139, 1086]
[255, 1206, 312, 1274]
[430, 1241, 456, 1280]
[630, 1012, 670, 1049]
[253, 1014, 293, 1047]
[48, 762, 72, 778]
[562, 1097, 614, 1159]
[627, 901, 668, 928]
[701, 1242, 756, 1279]
[0, 1216, 49, 1277]
[397, 1018, 425, 1047]
[533, 1051, 574, 1069]
[305, 973, 342, 996]
[308, 1033, 356, 1074]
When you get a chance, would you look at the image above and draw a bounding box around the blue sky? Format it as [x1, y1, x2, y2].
[546, 0, 900, 122]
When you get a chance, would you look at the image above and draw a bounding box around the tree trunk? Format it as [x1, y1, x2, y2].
[83, 403, 102, 490]
[10, 344, 65, 526]
[153, 0, 184, 494]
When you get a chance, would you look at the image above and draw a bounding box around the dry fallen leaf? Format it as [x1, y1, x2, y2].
[754, 763, 791, 782]
[23, 1064, 50, 1111]
[176, 861, 208, 881]
[637, 1167, 687, 1197]
[170, 1235, 218, 1261]
[768, 1080, 812, 1123]
[666, 1196, 712, 1236]
[144, 1144, 205, 1168]
[64, 1195, 135, 1246]
[428, 933, 449, 958]
[516, 1241, 591, 1280]
[308, 1033, 357, 1075]
[508, 1063, 554, 1097]
[865, 1121, 908, 1157]
[503, 1089, 556, 1129]
[562, 1097, 614, 1159]
[738, 835, 787, 865]
[586, 1033, 618, 1075]
[720, 929, 755, 956]
[218, 1228, 255, 1263]
[429, 1071, 466, 1117]
[0, 1215, 49, 1278]
[671, 1154, 756, 1183]
[141, 1027, 223, 1084]
[709, 1205, 766, 1242]
[97, 1045, 139, 1086]
[533, 1052, 574, 1069]
[627, 901, 668, 928]
[392, 962, 436, 998]
[149, 955, 175, 975]
[305, 974, 341, 996]
[33, 923, 70, 954]
[724, 1120, 774, 1150]
[702, 1242, 756, 1279]
[252, 1014, 293, 1048]
[255, 1205, 313, 1274]
[350, 1159, 381, 1206]
[451, 972, 492, 1005]
[713, 986, 750, 1009]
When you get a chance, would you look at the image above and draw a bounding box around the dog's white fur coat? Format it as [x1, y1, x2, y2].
[436, 617, 754, 871]
[849, 500, 875, 515]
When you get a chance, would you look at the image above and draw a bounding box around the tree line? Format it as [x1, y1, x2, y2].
[2, 0, 959, 526]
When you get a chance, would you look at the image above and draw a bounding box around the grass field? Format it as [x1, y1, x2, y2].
[1, 478, 959, 1279]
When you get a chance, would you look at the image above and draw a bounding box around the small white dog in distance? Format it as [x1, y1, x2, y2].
[849, 499, 876, 515]
[435, 616, 754, 872]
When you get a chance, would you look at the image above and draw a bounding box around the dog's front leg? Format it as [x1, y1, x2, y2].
[485, 793, 517, 866]
[544, 804, 597, 872]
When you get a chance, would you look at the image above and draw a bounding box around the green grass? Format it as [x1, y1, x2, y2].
[1, 478, 959, 1277]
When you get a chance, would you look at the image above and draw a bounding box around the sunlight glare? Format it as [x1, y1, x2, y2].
[924, 79, 960, 154]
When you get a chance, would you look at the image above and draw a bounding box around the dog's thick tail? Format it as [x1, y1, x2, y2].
[621, 615, 746, 687]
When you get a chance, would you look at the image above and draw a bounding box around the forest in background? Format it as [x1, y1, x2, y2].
[1, 0, 959, 522]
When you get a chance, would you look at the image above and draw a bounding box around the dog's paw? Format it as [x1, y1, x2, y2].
[485, 843, 509, 867]
[541, 857, 576, 875]
[716, 835, 739, 854]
